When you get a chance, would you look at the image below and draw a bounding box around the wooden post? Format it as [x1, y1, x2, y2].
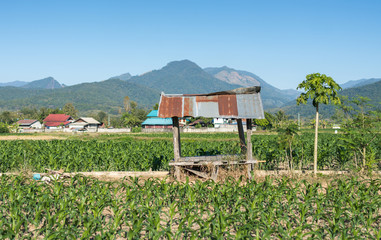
[211, 166, 219, 181]
[237, 119, 246, 154]
[246, 119, 253, 180]
[246, 119, 253, 160]
[172, 117, 181, 179]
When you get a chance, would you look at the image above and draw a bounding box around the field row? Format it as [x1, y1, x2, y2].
[0, 133, 380, 172]
[0, 175, 380, 239]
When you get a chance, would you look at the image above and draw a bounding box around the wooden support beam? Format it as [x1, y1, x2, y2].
[247, 164, 252, 180]
[246, 119, 253, 179]
[172, 117, 181, 180]
[184, 168, 209, 179]
[169, 159, 261, 166]
[237, 119, 247, 154]
[172, 117, 181, 161]
[246, 119, 253, 160]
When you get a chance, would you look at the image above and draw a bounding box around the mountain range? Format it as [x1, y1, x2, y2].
[340, 78, 381, 89]
[0, 60, 379, 117]
[0, 77, 64, 89]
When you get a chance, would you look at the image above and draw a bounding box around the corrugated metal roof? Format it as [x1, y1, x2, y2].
[45, 121, 71, 127]
[73, 117, 100, 124]
[17, 119, 38, 125]
[158, 86, 264, 119]
[147, 110, 158, 117]
[43, 114, 72, 122]
[142, 117, 173, 126]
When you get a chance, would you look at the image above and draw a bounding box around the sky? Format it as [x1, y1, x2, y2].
[0, 0, 380, 89]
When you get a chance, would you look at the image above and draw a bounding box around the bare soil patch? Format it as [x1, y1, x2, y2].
[0, 135, 66, 140]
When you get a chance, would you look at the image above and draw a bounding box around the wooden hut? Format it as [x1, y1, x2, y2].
[158, 86, 265, 180]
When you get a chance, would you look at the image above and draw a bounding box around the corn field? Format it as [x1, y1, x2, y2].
[0, 175, 380, 239]
[0, 133, 380, 172]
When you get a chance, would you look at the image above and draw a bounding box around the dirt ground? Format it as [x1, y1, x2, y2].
[0, 135, 66, 140]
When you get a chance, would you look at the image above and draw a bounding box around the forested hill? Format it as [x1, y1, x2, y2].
[0, 77, 64, 89]
[126, 60, 241, 94]
[341, 78, 381, 89]
[281, 79, 381, 118]
[22, 77, 64, 89]
[0, 59, 379, 116]
[0, 79, 160, 114]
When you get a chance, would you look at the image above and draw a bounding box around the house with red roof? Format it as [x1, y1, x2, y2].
[43, 114, 74, 129]
[16, 119, 42, 129]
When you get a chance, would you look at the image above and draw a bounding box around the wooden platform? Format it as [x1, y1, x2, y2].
[169, 155, 264, 180]
[169, 155, 259, 166]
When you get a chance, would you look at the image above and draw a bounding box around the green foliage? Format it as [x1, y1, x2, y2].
[18, 107, 64, 123]
[0, 111, 17, 124]
[253, 118, 269, 128]
[276, 121, 299, 169]
[0, 133, 380, 172]
[0, 122, 9, 133]
[131, 127, 142, 133]
[96, 111, 107, 124]
[340, 96, 381, 170]
[62, 103, 78, 118]
[0, 79, 160, 114]
[0, 175, 380, 238]
[122, 102, 147, 127]
[275, 110, 289, 126]
[297, 73, 342, 108]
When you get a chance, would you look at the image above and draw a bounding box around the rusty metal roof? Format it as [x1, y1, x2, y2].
[158, 86, 264, 119]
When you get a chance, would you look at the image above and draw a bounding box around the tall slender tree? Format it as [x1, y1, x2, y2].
[296, 73, 341, 175]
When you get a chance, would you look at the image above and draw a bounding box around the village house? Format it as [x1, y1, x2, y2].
[16, 119, 42, 129]
[69, 117, 101, 132]
[43, 114, 73, 129]
[213, 118, 229, 127]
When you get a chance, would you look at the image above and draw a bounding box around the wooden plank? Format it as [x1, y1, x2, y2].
[169, 159, 263, 166]
[183, 168, 209, 179]
[237, 119, 247, 154]
[180, 155, 231, 162]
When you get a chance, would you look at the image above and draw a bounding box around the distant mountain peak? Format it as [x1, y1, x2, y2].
[108, 73, 132, 81]
[22, 77, 63, 89]
[341, 78, 381, 89]
[126, 60, 240, 94]
[204, 66, 261, 87]
[163, 59, 200, 71]
[0, 80, 28, 87]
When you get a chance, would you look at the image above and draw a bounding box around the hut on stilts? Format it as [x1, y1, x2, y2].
[157, 86, 265, 180]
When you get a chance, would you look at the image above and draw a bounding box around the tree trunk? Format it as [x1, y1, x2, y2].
[362, 147, 366, 169]
[314, 105, 319, 175]
[289, 141, 293, 171]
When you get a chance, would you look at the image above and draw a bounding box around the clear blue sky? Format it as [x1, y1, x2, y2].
[1, 0, 380, 89]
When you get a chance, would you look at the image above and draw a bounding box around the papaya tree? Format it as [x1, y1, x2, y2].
[296, 73, 341, 175]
